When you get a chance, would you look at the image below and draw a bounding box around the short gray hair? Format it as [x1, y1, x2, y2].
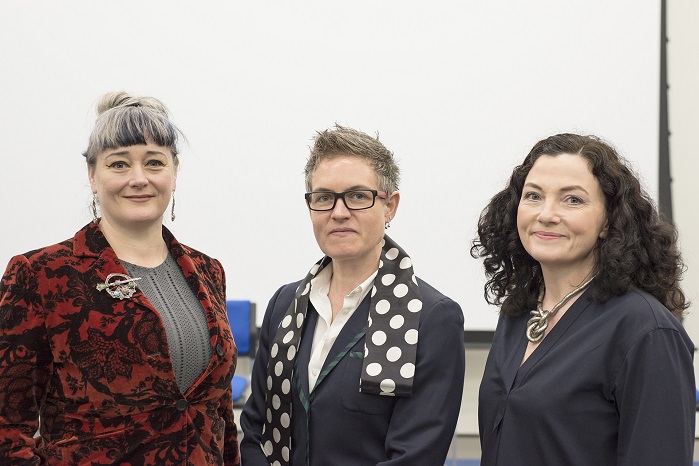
[83, 91, 183, 166]
[304, 124, 400, 193]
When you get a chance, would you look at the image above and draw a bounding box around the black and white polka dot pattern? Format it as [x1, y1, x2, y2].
[261, 236, 422, 465]
[359, 240, 422, 397]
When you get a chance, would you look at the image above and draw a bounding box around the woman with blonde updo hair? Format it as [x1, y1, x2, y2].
[0, 92, 240, 465]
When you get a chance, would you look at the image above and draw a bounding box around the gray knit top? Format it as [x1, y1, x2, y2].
[123, 254, 212, 392]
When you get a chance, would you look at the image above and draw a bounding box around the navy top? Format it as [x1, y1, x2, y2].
[479, 286, 695, 466]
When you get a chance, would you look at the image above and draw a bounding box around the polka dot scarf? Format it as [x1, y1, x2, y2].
[261, 235, 423, 465]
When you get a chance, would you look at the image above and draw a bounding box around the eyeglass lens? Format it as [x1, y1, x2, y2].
[308, 190, 376, 210]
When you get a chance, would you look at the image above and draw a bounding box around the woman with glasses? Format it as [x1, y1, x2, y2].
[472, 133, 694, 465]
[0, 92, 240, 465]
[240, 125, 465, 465]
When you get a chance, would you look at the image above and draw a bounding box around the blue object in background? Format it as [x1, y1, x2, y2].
[231, 376, 248, 402]
[226, 300, 257, 401]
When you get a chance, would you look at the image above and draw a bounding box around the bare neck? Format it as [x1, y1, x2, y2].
[326, 259, 377, 322]
[540, 262, 595, 307]
[99, 218, 168, 267]
[329, 263, 376, 298]
[329, 247, 381, 297]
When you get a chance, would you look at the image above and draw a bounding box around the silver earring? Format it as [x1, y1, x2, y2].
[385, 221, 391, 230]
[91, 194, 99, 222]
[171, 192, 176, 222]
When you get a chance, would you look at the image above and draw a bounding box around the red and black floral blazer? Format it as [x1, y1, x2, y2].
[0, 222, 240, 465]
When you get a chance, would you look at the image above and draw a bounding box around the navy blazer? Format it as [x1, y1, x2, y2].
[240, 277, 465, 465]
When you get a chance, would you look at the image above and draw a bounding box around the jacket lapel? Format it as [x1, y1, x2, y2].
[74, 222, 139, 308]
[160, 226, 225, 390]
[72, 222, 223, 392]
[311, 294, 371, 392]
[164, 228, 216, 320]
[294, 307, 317, 408]
[76, 223, 165, 317]
[77, 223, 218, 328]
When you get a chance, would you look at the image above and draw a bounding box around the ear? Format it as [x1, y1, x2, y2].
[172, 156, 179, 190]
[87, 165, 97, 193]
[599, 217, 609, 239]
[385, 190, 400, 222]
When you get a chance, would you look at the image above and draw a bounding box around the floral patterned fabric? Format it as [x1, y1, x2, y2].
[0, 222, 240, 465]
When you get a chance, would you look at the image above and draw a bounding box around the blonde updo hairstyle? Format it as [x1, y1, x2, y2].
[83, 91, 182, 167]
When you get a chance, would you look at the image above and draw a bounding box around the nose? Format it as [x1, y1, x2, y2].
[537, 199, 560, 223]
[128, 165, 149, 188]
[330, 195, 351, 219]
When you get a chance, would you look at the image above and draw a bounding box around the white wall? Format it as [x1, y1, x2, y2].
[0, 1, 661, 331]
[668, 0, 699, 388]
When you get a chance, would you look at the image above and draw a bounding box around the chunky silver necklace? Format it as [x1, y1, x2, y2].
[526, 275, 595, 343]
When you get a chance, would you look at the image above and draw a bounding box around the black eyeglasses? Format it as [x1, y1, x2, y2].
[305, 189, 388, 211]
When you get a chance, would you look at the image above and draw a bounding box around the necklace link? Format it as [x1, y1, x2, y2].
[526, 275, 596, 343]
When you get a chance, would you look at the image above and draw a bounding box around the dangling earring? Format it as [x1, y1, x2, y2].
[385, 220, 391, 229]
[91, 193, 99, 222]
[171, 192, 176, 222]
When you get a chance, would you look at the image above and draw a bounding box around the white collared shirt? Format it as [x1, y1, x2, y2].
[307, 263, 377, 391]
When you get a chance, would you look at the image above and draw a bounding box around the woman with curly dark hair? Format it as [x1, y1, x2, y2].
[472, 133, 695, 465]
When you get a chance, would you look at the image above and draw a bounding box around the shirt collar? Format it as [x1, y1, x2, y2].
[310, 262, 378, 310]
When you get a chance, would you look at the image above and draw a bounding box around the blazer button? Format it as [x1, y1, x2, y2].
[176, 399, 188, 412]
[216, 344, 224, 357]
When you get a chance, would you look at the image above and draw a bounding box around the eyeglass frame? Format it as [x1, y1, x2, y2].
[304, 189, 388, 211]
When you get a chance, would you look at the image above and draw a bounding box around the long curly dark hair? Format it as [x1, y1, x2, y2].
[470, 133, 687, 319]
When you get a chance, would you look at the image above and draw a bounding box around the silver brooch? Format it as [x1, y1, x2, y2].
[96, 273, 142, 300]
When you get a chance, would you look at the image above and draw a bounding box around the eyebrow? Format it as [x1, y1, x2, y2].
[523, 181, 590, 195]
